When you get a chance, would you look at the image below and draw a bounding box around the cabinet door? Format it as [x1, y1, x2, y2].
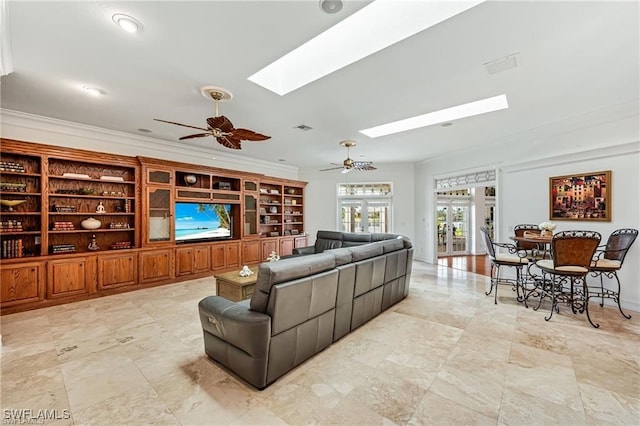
[193, 245, 211, 273]
[175, 247, 194, 276]
[146, 168, 172, 185]
[294, 236, 308, 248]
[261, 239, 279, 260]
[47, 257, 95, 298]
[146, 187, 172, 243]
[225, 242, 240, 268]
[139, 249, 173, 283]
[243, 193, 258, 237]
[97, 253, 137, 289]
[211, 244, 226, 270]
[279, 237, 295, 257]
[1, 262, 44, 307]
[242, 240, 260, 265]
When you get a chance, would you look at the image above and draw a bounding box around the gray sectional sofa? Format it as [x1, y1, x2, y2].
[198, 231, 413, 389]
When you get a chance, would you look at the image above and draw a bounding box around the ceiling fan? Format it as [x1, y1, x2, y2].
[154, 86, 270, 150]
[320, 140, 377, 173]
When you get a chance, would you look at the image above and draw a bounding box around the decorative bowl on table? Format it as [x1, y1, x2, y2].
[0, 199, 27, 211]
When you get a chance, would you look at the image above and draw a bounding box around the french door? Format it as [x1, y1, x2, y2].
[437, 201, 470, 255]
[339, 198, 391, 233]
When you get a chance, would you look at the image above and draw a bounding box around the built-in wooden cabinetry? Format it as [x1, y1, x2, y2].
[97, 252, 137, 289]
[1, 139, 306, 313]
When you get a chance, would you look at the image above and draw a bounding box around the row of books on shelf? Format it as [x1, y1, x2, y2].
[52, 221, 74, 230]
[1, 238, 24, 258]
[50, 244, 76, 254]
[1, 220, 24, 232]
[0, 182, 27, 192]
[0, 161, 26, 172]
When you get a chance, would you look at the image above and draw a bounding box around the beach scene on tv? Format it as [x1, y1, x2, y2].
[175, 203, 231, 241]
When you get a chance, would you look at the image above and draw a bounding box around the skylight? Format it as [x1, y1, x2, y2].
[248, 0, 486, 96]
[359, 94, 509, 138]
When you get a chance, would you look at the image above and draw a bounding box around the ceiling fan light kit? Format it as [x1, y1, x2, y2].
[155, 85, 270, 150]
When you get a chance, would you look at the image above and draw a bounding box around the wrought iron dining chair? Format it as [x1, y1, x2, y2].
[480, 226, 529, 304]
[588, 228, 638, 323]
[514, 223, 549, 259]
[534, 230, 601, 326]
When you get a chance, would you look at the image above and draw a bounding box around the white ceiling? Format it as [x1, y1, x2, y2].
[1, 1, 638, 170]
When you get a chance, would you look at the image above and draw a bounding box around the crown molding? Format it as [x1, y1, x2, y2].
[0, 108, 298, 179]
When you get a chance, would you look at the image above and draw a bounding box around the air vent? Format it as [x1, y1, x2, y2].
[294, 124, 313, 131]
[483, 53, 519, 75]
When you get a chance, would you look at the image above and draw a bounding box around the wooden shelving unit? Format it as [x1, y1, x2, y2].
[0, 152, 42, 258]
[0, 140, 306, 314]
[46, 158, 137, 254]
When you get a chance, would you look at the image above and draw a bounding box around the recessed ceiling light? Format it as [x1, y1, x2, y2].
[112, 14, 142, 33]
[359, 94, 509, 138]
[320, 0, 343, 14]
[81, 86, 103, 96]
[278, 159, 286, 162]
[137, 128, 152, 133]
[249, 0, 485, 95]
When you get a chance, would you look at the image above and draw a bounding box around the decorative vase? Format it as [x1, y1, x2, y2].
[184, 174, 197, 186]
[270, 206, 278, 214]
[81, 217, 102, 230]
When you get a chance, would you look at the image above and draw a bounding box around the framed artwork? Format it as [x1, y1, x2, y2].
[549, 170, 611, 221]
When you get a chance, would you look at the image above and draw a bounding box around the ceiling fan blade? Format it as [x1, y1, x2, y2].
[354, 165, 377, 171]
[231, 128, 271, 141]
[154, 118, 208, 132]
[207, 116, 235, 132]
[216, 135, 242, 150]
[179, 133, 213, 140]
[341, 167, 353, 174]
[319, 166, 345, 171]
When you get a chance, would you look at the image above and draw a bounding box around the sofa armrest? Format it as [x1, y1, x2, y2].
[198, 296, 271, 358]
[292, 245, 316, 255]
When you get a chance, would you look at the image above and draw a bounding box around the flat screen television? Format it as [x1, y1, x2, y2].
[174, 202, 232, 243]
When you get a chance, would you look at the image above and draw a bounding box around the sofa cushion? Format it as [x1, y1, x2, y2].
[250, 252, 336, 313]
[325, 247, 353, 266]
[348, 242, 384, 261]
[342, 232, 373, 247]
[380, 239, 404, 253]
[314, 230, 345, 252]
[371, 233, 413, 249]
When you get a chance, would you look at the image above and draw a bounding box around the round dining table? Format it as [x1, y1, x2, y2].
[510, 234, 552, 258]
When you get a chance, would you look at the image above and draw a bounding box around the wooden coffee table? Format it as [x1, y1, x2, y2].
[214, 269, 257, 302]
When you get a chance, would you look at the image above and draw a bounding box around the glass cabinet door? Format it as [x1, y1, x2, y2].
[148, 187, 172, 242]
[243, 194, 258, 237]
[147, 168, 172, 185]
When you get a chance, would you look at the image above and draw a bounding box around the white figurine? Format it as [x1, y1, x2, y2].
[96, 201, 106, 214]
[238, 265, 254, 277]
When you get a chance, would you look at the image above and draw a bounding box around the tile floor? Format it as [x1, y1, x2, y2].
[1, 261, 638, 425]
